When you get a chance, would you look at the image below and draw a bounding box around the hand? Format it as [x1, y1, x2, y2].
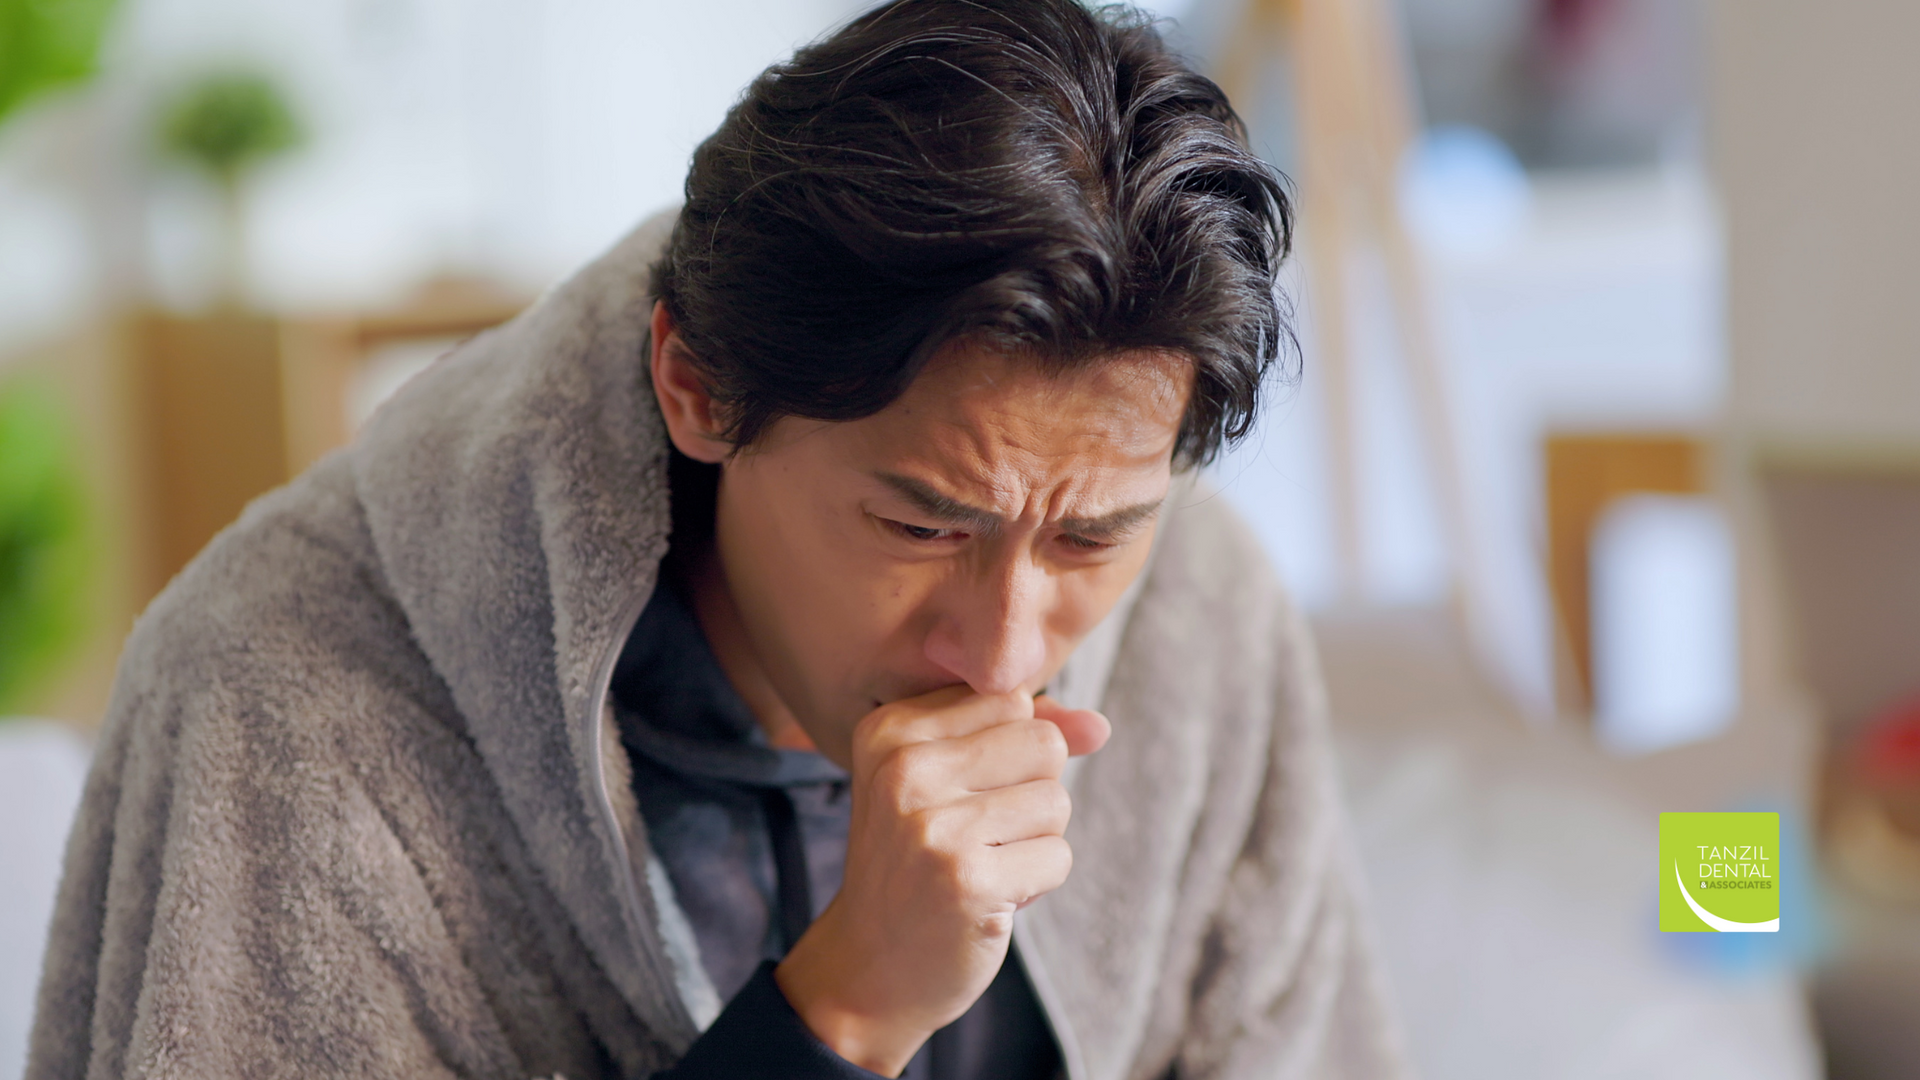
[774, 687, 1109, 1076]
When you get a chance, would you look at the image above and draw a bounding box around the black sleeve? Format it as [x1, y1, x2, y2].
[649, 961, 891, 1080]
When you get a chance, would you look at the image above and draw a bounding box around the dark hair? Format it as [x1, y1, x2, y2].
[651, 0, 1293, 468]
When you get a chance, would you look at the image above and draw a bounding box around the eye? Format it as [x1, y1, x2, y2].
[1059, 533, 1115, 553]
[885, 518, 963, 542]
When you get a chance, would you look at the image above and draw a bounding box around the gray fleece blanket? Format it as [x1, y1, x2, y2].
[27, 213, 1409, 1080]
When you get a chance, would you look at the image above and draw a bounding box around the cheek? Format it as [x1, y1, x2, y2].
[723, 468, 932, 668]
[1043, 544, 1155, 656]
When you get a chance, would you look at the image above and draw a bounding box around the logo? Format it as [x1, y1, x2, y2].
[1659, 812, 1779, 932]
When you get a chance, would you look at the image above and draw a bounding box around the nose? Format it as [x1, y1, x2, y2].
[922, 554, 1050, 696]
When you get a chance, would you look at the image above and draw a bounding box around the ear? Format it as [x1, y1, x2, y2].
[649, 300, 731, 464]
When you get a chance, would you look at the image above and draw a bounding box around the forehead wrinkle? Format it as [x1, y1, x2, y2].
[938, 412, 1088, 526]
[872, 344, 1187, 527]
[891, 429, 1163, 539]
[944, 390, 1115, 481]
[904, 404, 1049, 513]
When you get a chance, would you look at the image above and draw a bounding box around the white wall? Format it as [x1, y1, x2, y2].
[1711, 0, 1920, 446]
[0, 723, 91, 1079]
[0, 0, 878, 353]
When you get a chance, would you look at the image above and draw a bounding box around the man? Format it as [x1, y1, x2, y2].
[30, 2, 1407, 1078]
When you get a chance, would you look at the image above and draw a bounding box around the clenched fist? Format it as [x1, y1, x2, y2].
[774, 686, 1110, 1076]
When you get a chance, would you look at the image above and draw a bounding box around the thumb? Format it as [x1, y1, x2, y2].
[1032, 695, 1111, 757]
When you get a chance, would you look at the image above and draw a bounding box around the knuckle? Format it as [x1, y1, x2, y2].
[904, 806, 946, 851]
[931, 845, 975, 895]
[1041, 782, 1072, 824]
[849, 716, 891, 772]
[978, 911, 1016, 938]
[1028, 719, 1068, 768]
[1041, 836, 1074, 886]
[870, 747, 925, 808]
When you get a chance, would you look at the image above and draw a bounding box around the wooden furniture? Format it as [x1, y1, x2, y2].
[4, 280, 526, 728]
[277, 277, 525, 477]
[1757, 455, 1920, 735]
[1542, 432, 1709, 707]
[133, 278, 525, 599]
[132, 311, 291, 597]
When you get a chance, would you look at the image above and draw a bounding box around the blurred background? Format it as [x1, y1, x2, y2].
[2, 0, 1916, 1076]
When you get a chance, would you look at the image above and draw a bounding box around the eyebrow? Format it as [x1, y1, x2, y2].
[873, 471, 1164, 541]
[1059, 499, 1164, 540]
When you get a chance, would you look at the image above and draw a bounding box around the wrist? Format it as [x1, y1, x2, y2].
[774, 933, 931, 1077]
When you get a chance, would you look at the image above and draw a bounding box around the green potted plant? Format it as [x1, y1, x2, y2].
[0, 0, 115, 720]
[158, 71, 304, 306]
[0, 379, 93, 718]
[0, 0, 120, 128]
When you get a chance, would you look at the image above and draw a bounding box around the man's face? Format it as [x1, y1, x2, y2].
[708, 341, 1189, 767]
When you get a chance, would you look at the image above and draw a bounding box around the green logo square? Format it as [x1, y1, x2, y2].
[1659, 812, 1780, 932]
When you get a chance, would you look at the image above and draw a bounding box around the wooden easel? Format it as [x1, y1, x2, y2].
[1218, 0, 1508, 706]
